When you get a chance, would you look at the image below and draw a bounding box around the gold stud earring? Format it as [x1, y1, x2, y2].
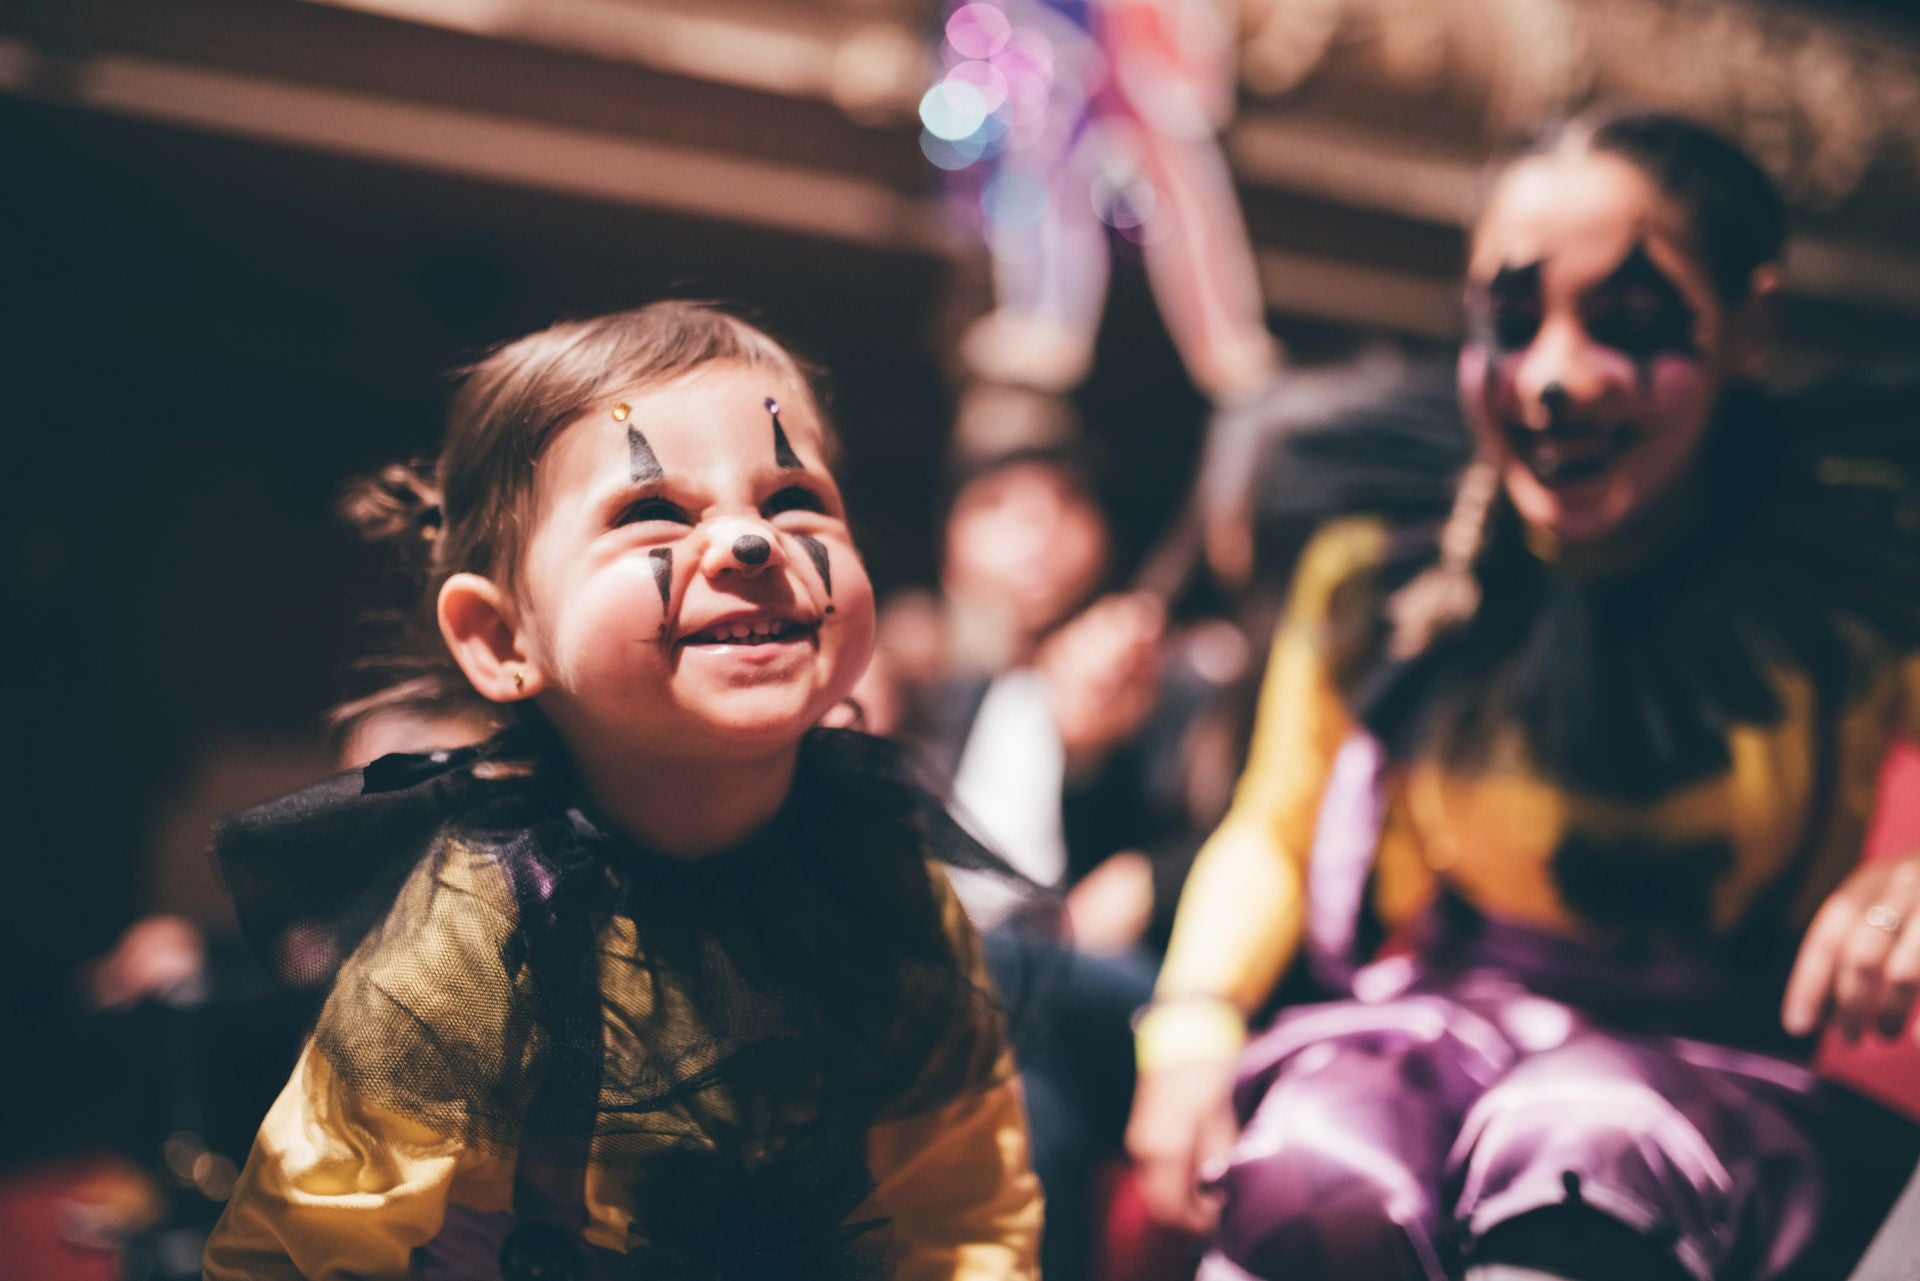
[513, 670, 525, 693]
[611, 403, 631, 422]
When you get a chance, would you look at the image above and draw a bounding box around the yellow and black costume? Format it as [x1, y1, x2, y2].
[1142, 370, 1920, 1280]
[204, 730, 1041, 1281]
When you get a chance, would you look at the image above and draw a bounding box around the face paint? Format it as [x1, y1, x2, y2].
[1465, 260, 1544, 410]
[627, 425, 664, 485]
[1459, 153, 1731, 547]
[647, 547, 672, 634]
[1470, 260, 1545, 362]
[794, 532, 833, 609]
[1580, 242, 1697, 392]
[732, 533, 771, 566]
[766, 397, 804, 470]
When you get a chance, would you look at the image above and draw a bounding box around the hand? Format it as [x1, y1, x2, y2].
[86, 914, 206, 1011]
[1783, 851, 1920, 1041]
[1065, 851, 1155, 955]
[1125, 1056, 1239, 1234]
[1036, 593, 1165, 775]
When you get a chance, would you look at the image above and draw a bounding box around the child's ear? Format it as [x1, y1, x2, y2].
[439, 573, 545, 702]
[1726, 262, 1782, 383]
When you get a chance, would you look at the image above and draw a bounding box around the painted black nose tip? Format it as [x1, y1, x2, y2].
[732, 534, 772, 566]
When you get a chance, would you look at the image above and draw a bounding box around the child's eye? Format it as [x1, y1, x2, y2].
[615, 498, 691, 527]
[762, 486, 826, 518]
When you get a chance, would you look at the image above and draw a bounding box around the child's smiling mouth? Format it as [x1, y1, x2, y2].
[678, 613, 818, 649]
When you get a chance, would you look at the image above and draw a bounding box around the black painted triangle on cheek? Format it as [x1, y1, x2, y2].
[766, 397, 804, 470]
[795, 533, 832, 598]
[647, 547, 672, 628]
[628, 426, 664, 484]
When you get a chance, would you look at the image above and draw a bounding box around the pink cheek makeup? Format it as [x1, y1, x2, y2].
[1642, 353, 1713, 423]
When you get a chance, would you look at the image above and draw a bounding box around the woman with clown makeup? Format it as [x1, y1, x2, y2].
[1126, 110, 1920, 1280]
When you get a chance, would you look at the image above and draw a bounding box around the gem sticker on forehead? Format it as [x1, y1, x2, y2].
[766, 397, 804, 470]
[647, 548, 673, 635]
[794, 533, 834, 613]
[1582, 242, 1697, 391]
[626, 425, 665, 485]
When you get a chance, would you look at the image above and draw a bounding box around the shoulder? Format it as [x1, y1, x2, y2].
[1292, 517, 1393, 608]
[313, 831, 538, 1083]
[1274, 517, 1398, 668]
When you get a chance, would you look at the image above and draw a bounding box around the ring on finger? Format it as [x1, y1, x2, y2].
[1865, 904, 1905, 934]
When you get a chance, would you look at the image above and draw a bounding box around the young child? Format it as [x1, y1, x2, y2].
[203, 303, 1042, 1280]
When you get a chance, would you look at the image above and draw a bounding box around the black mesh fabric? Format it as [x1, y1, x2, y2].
[215, 727, 1044, 1273]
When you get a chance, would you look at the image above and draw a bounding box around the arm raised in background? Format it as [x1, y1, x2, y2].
[1125, 518, 1385, 1231]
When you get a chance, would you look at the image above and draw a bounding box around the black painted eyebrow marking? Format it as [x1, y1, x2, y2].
[767, 397, 804, 470]
[794, 533, 832, 598]
[627, 426, 664, 485]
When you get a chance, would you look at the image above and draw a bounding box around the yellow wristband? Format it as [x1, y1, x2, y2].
[1133, 997, 1247, 1074]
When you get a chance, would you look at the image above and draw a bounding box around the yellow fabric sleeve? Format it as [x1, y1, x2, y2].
[1143, 519, 1385, 1065]
[202, 1043, 513, 1280]
[866, 1074, 1042, 1281]
[204, 838, 524, 1279]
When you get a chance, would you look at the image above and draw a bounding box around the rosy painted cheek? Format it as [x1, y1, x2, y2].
[1456, 344, 1489, 407]
[1642, 353, 1713, 424]
[1457, 344, 1509, 445]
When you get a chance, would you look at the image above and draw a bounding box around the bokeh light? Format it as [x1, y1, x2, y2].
[948, 60, 1010, 116]
[920, 80, 990, 141]
[946, 3, 1013, 60]
[982, 171, 1048, 231]
[922, 130, 990, 171]
[1090, 168, 1156, 230]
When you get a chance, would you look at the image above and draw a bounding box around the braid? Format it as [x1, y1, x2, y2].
[338, 462, 445, 574]
[1386, 456, 1502, 659]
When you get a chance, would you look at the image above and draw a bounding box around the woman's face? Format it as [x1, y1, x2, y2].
[1460, 150, 1757, 546]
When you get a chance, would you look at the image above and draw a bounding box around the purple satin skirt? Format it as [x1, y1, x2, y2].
[1200, 939, 1916, 1281]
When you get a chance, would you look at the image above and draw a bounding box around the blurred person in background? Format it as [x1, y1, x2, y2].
[1127, 109, 1920, 1280]
[890, 391, 1243, 1281]
[29, 671, 504, 1280]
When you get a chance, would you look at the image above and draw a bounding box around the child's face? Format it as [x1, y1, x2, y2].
[515, 363, 874, 761]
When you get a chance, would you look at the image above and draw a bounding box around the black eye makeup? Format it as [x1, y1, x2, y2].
[1581, 242, 1696, 379]
[1470, 260, 1545, 357]
[762, 485, 827, 518]
[614, 496, 691, 527]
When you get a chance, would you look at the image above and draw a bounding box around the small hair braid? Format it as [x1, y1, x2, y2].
[338, 462, 445, 562]
[1386, 456, 1501, 659]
